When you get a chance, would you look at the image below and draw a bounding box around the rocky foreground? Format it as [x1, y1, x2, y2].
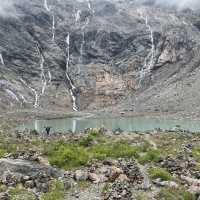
[0, 127, 200, 199]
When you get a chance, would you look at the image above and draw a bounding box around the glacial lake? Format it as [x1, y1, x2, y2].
[18, 116, 200, 133]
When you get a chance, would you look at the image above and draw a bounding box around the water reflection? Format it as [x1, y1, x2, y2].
[18, 117, 200, 133]
[72, 119, 77, 133]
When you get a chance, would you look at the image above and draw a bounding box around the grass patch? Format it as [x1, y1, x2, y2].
[138, 149, 161, 164]
[0, 148, 7, 158]
[90, 141, 140, 160]
[40, 180, 64, 200]
[135, 193, 149, 200]
[79, 128, 103, 147]
[157, 187, 196, 200]
[45, 138, 142, 169]
[47, 142, 90, 169]
[0, 140, 18, 158]
[9, 184, 35, 200]
[192, 145, 200, 161]
[77, 180, 91, 189]
[148, 167, 172, 181]
[102, 183, 111, 194]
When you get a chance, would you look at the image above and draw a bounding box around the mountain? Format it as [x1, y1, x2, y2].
[1, 0, 200, 115]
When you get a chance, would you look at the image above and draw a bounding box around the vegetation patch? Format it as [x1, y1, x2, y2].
[79, 128, 102, 147]
[156, 187, 196, 200]
[47, 142, 90, 169]
[148, 167, 172, 181]
[138, 149, 161, 164]
[44, 137, 144, 169]
[40, 180, 64, 200]
[8, 184, 35, 200]
[192, 145, 200, 162]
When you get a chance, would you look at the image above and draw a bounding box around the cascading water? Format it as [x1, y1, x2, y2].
[138, 11, 155, 86]
[5, 89, 20, 103]
[20, 78, 39, 108]
[0, 80, 27, 106]
[66, 34, 70, 72]
[44, 0, 51, 12]
[36, 45, 47, 95]
[52, 14, 55, 42]
[145, 16, 155, 71]
[75, 10, 81, 23]
[48, 70, 52, 84]
[0, 53, 4, 65]
[65, 33, 78, 111]
[18, 93, 28, 105]
[44, 0, 56, 42]
[77, 1, 94, 65]
[87, 0, 95, 14]
[74, 9, 85, 64]
[79, 32, 85, 64]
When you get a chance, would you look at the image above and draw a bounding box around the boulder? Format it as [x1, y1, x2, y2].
[0, 193, 10, 200]
[74, 170, 88, 181]
[0, 158, 64, 192]
[0, 158, 64, 178]
[88, 173, 100, 183]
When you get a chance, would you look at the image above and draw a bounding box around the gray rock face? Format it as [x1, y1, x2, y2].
[0, 0, 200, 114]
[0, 193, 10, 200]
[0, 158, 64, 192]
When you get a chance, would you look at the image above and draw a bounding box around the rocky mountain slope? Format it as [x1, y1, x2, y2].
[1, 0, 200, 114]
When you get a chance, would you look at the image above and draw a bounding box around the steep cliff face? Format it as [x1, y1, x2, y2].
[0, 0, 200, 114]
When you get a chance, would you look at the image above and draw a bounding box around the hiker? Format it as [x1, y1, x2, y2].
[45, 127, 51, 135]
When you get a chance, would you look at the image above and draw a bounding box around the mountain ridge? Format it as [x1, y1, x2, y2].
[0, 0, 200, 115]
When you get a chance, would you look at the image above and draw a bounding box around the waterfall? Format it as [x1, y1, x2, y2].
[145, 16, 155, 71]
[65, 34, 78, 111]
[75, 9, 85, 65]
[41, 56, 47, 95]
[87, 0, 95, 14]
[32, 88, 39, 108]
[44, 0, 51, 12]
[0, 53, 4, 65]
[138, 11, 155, 85]
[52, 14, 55, 42]
[7, 89, 28, 106]
[20, 78, 39, 108]
[5, 89, 20, 102]
[37, 46, 47, 95]
[18, 93, 28, 104]
[48, 70, 52, 84]
[44, 0, 55, 42]
[66, 34, 70, 72]
[78, 12, 90, 64]
[79, 32, 85, 64]
[75, 10, 81, 23]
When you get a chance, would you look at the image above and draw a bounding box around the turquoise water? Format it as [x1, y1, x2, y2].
[18, 116, 200, 133]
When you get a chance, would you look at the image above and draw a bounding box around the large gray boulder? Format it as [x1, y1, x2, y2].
[0, 158, 64, 192]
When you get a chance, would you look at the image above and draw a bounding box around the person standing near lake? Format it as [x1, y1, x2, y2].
[45, 127, 51, 135]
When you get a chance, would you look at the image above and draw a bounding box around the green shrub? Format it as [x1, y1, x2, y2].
[41, 180, 64, 200]
[9, 185, 35, 200]
[79, 135, 95, 147]
[45, 139, 141, 169]
[79, 128, 103, 147]
[157, 187, 196, 200]
[90, 141, 140, 160]
[192, 145, 200, 161]
[48, 144, 89, 169]
[0, 148, 7, 158]
[148, 167, 172, 181]
[138, 149, 161, 164]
